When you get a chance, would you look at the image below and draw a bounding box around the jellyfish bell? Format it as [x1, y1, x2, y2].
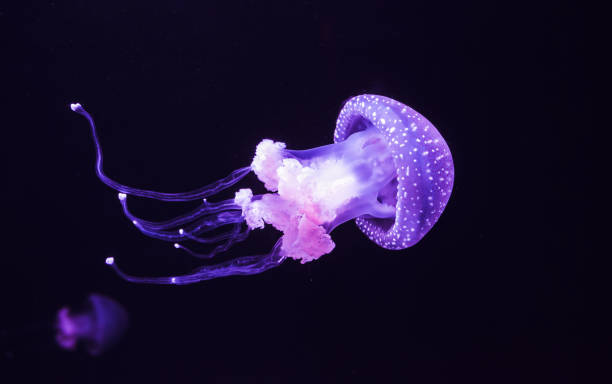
[334, 95, 454, 249]
[56, 293, 128, 356]
[70, 94, 454, 284]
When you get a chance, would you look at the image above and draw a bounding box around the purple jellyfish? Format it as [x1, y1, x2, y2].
[70, 94, 454, 284]
[56, 293, 128, 356]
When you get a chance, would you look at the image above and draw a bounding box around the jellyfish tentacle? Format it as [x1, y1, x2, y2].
[174, 226, 251, 259]
[129, 211, 244, 242]
[178, 222, 248, 244]
[117, 191, 248, 256]
[118, 194, 209, 230]
[118, 194, 240, 231]
[105, 239, 283, 284]
[119, 193, 248, 259]
[182, 211, 245, 239]
[70, 103, 251, 202]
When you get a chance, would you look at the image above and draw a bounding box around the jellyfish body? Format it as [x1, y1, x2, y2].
[70, 94, 453, 284]
[334, 95, 454, 249]
[56, 293, 128, 356]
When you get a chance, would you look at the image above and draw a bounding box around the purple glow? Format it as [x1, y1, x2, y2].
[70, 95, 453, 284]
[335, 95, 454, 248]
[56, 293, 128, 356]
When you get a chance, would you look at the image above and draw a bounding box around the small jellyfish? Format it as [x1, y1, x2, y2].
[56, 293, 128, 356]
[70, 94, 454, 284]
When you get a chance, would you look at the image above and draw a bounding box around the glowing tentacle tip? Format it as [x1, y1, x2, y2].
[132, 220, 138, 226]
[171, 277, 177, 284]
[173, 243, 180, 249]
[70, 103, 83, 112]
[105, 257, 115, 265]
[178, 229, 184, 235]
[118, 193, 127, 201]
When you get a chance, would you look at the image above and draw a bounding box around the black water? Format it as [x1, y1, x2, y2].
[2, 1, 590, 382]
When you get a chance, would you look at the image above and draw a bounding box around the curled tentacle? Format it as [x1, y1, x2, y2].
[70, 103, 251, 202]
[71, 102, 263, 272]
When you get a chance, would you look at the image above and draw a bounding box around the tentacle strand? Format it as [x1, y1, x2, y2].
[174, 225, 251, 259]
[71, 102, 279, 282]
[105, 239, 283, 285]
[118, 194, 243, 240]
[70, 103, 251, 202]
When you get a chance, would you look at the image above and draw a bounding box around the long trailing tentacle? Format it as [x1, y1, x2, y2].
[105, 239, 284, 285]
[118, 194, 244, 241]
[70, 103, 251, 202]
[121, 193, 251, 259]
[118, 194, 240, 231]
[128, 211, 244, 241]
[70, 102, 281, 280]
[174, 225, 251, 259]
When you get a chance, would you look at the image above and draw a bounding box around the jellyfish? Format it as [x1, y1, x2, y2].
[70, 94, 454, 284]
[55, 293, 128, 356]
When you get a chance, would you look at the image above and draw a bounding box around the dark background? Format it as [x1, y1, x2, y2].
[2, 0, 590, 383]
